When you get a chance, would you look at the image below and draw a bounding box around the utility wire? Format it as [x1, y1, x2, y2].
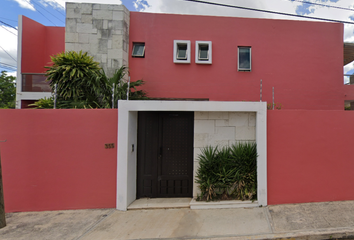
[49, 0, 66, 17]
[22, 0, 57, 26]
[0, 17, 17, 23]
[32, 0, 65, 23]
[0, 63, 17, 71]
[0, 25, 17, 36]
[0, 20, 17, 30]
[0, 62, 17, 69]
[0, 46, 17, 63]
[288, 0, 354, 12]
[0, 66, 16, 71]
[182, 0, 354, 24]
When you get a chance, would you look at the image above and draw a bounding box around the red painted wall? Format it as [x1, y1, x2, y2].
[1, 109, 354, 211]
[344, 85, 354, 102]
[129, 12, 344, 110]
[268, 110, 354, 204]
[21, 16, 65, 73]
[0, 109, 117, 212]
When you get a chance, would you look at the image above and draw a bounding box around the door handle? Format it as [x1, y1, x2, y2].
[159, 147, 162, 157]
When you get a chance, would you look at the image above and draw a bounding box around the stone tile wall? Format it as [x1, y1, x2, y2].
[65, 3, 129, 78]
[193, 111, 256, 197]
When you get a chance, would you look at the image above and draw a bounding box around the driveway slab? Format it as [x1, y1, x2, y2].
[81, 208, 271, 240]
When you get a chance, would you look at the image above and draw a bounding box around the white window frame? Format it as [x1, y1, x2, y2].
[238, 46, 251, 71]
[132, 43, 145, 58]
[195, 41, 212, 64]
[173, 40, 191, 64]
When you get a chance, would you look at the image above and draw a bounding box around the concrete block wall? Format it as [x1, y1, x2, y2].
[193, 111, 256, 197]
[65, 3, 129, 78]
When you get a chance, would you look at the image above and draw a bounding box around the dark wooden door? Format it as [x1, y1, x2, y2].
[137, 111, 194, 198]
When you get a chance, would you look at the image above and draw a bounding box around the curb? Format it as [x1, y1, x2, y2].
[153, 228, 354, 240]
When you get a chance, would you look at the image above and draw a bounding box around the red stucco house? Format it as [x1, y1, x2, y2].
[16, 3, 354, 110]
[4, 2, 354, 212]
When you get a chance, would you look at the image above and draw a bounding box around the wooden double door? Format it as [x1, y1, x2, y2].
[137, 111, 194, 198]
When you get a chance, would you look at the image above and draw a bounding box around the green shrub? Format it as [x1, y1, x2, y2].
[195, 142, 257, 201]
[29, 97, 97, 109]
[29, 97, 54, 109]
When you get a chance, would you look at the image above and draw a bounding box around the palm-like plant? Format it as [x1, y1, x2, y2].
[102, 66, 148, 108]
[45, 51, 106, 107]
[44, 51, 148, 108]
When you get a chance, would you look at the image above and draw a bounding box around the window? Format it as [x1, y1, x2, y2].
[199, 45, 208, 59]
[177, 44, 188, 60]
[173, 40, 191, 63]
[22, 74, 51, 92]
[195, 41, 212, 64]
[238, 47, 251, 71]
[132, 43, 145, 57]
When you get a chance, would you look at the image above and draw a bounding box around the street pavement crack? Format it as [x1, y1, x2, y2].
[75, 209, 115, 240]
[264, 207, 275, 233]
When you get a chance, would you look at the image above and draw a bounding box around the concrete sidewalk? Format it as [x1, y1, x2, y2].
[1, 201, 354, 240]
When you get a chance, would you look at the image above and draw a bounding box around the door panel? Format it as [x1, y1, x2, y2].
[158, 112, 193, 197]
[137, 112, 159, 198]
[137, 111, 194, 198]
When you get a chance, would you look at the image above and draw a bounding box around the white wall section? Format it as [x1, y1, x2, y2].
[193, 111, 257, 197]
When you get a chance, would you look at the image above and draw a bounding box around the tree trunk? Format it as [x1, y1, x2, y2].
[0, 151, 6, 228]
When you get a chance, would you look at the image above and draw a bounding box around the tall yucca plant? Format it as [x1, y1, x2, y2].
[45, 51, 106, 106]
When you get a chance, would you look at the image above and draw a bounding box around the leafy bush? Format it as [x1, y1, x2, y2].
[29, 97, 54, 109]
[29, 96, 98, 109]
[195, 142, 258, 201]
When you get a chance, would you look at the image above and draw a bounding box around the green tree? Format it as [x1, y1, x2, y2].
[102, 66, 148, 108]
[33, 51, 148, 109]
[45, 51, 106, 108]
[0, 71, 16, 109]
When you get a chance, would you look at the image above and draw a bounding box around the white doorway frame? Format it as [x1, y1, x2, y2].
[117, 100, 267, 211]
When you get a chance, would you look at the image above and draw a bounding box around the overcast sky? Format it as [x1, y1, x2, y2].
[1, 0, 354, 76]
